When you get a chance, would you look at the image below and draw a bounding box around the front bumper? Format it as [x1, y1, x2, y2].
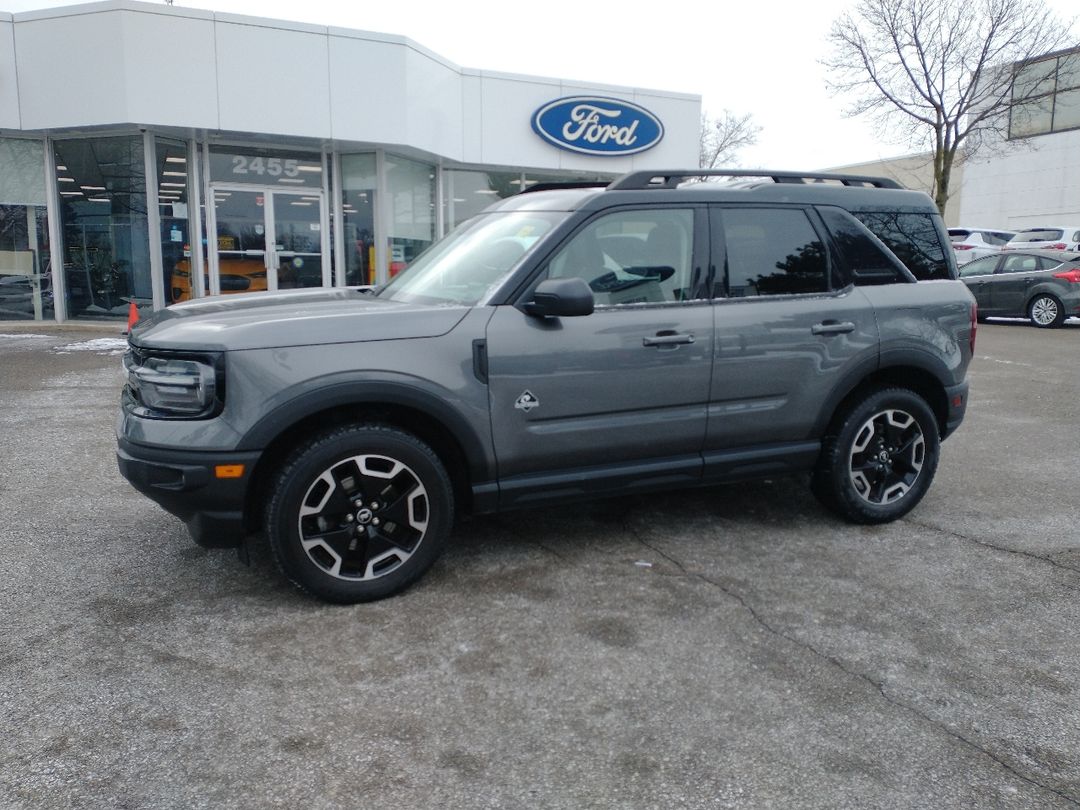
[116, 438, 262, 548]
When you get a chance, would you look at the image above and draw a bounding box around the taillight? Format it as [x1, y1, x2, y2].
[970, 302, 977, 355]
[1048, 243, 1067, 250]
[1052, 268, 1080, 283]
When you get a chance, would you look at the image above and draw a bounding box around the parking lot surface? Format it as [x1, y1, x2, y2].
[1, 320, 1079, 809]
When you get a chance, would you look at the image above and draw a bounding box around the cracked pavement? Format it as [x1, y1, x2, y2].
[1, 320, 1079, 808]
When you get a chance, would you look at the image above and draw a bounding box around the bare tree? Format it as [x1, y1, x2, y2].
[823, 0, 1074, 214]
[698, 110, 761, 169]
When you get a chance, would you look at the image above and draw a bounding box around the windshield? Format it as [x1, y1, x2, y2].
[377, 211, 569, 305]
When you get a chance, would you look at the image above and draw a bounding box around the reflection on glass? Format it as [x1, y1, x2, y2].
[157, 139, 195, 305]
[387, 154, 435, 280]
[341, 154, 376, 286]
[722, 209, 828, 296]
[0, 139, 51, 321]
[213, 190, 269, 296]
[54, 136, 150, 320]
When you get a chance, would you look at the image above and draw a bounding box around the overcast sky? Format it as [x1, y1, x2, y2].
[3, 0, 1077, 169]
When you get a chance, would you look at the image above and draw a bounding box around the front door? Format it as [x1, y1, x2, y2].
[486, 207, 713, 506]
[210, 187, 328, 296]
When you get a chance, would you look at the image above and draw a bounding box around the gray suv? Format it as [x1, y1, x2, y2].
[117, 169, 976, 603]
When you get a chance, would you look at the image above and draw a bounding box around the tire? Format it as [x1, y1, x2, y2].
[1028, 294, 1065, 328]
[265, 424, 453, 603]
[812, 387, 940, 524]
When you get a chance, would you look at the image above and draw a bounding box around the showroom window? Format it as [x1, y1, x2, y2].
[341, 154, 377, 286]
[54, 137, 150, 321]
[0, 139, 51, 321]
[386, 155, 435, 278]
[1010, 47, 1080, 138]
[442, 170, 521, 231]
[156, 139, 196, 306]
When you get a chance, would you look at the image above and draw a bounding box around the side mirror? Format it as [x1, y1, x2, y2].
[524, 277, 595, 318]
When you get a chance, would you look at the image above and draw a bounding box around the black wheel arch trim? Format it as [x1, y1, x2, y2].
[235, 376, 494, 481]
[813, 347, 958, 437]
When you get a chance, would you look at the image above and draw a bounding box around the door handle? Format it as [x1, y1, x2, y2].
[643, 331, 695, 347]
[811, 321, 856, 336]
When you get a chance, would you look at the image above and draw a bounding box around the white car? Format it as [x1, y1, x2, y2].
[948, 227, 1015, 265]
[1004, 226, 1080, 252]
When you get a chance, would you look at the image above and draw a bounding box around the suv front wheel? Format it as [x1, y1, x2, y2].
[812, 388, 940, 524]
[265, 424, 454, 603]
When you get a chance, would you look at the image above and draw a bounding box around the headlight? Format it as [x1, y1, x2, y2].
[123, 350, 222, 417]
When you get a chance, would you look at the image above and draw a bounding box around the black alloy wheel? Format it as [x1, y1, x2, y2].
[265, 424, 453, 603]
[812, 387, 940, 524]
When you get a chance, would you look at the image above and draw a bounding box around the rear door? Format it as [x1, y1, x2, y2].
[703, 205, 879, 469]
[958, 255, 1001, 312]
[485, 206, 712, 503]
[991, 253, 1048, 314]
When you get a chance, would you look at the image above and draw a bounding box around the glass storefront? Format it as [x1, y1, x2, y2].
[340, 154, 377, 286]
[386, 155, 435, 278]
[0, 139, 51, 321]
[206, 146, 327, 296]
[441, 168, 616, 232]
[156, 139, 196, 305]
[54, 136, 150, 320]
[1, 133, 624, 322]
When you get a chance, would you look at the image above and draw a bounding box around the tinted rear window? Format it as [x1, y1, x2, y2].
[853, 212, 952, 280]
[1012, 229, 1064, 242]
[949, 230, 972, 241]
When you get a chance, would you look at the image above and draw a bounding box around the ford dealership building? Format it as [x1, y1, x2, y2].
[0, 0, 700, 323]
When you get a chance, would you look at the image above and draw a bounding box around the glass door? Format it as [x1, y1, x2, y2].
[211, 188, 270, 296]
[269, 190, 326, 291]
[210, 187, 327, 297]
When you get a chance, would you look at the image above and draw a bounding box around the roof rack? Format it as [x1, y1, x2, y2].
[520, 181, 611, 194]
[607, 169, 904, 191]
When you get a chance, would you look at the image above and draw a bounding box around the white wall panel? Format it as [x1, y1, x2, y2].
[215, 20, 331, 138]
[328, 32, 407, 145]
[121, 10, 217, 129]
[403, 47, 462, 160]
[0, 19, 19, 129]
[476, 73, 562, 168]
[460, 74, 483, 164]
[15, 11, 129, 128]
[959, 130, 1080, 227]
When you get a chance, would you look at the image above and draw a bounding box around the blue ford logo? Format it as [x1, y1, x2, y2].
[531, 96, 664, 156]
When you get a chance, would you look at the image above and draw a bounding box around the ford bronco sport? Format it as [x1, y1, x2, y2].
[117, 169, 976, 603]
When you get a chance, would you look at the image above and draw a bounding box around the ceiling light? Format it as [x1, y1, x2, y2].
[81, 185, 105, 191]
[165, 156, 187, 163]
[161, 182, 186, 188]
[163, 171, 187, 178]
[278, 178, 305, 184]
[296, 166, 322, 173]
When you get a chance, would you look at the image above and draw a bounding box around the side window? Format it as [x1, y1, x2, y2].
[1001, 255, 1039, 273]
[547, 209, 696, 306]
[959, 256, 999, 277]
[818, 206, 907, 285]
[853, 211, 952, 280]
[719, 208, 828, 297]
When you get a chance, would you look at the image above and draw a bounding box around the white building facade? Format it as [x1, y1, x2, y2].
[957, 45, 1080, 230]
[0, 0, 700, 322]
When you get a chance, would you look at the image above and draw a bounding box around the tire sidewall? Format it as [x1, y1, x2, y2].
[266, 425, 453, 603]
[822, 389, 940, 524]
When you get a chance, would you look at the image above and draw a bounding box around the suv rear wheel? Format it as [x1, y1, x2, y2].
[265, 424, 453, 603]
[812, 388, 940, 524]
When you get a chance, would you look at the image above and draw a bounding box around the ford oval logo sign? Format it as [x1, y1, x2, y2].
[531, 96, 664, 156]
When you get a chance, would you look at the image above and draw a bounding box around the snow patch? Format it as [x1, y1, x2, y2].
[0, 333, 53, 339]
[54, 338, 129, 356]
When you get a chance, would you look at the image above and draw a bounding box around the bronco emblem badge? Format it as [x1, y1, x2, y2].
[514, 391, 540, 412]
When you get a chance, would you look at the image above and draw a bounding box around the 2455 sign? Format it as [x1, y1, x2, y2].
[531, 96, 664, 156]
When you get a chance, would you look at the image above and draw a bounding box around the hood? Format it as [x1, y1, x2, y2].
[130, 288, 470, 351]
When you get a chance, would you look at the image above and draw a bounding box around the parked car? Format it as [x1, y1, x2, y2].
[117, 168, 976, 603]
[1004, 226, 1080, 252]
[948, 227, 1015, 265]
[959, 249, 1080, 327]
